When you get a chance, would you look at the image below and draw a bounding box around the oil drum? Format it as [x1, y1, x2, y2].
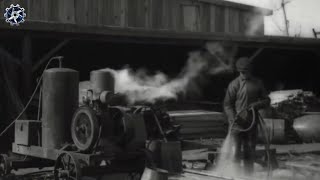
[258, 118, 285, 144]
[41, 68, 79, 149]
[90, 70, 115, 94]
[293, 114, 320, 142]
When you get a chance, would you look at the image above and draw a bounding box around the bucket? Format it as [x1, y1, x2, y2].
[140, 167, 168, 180]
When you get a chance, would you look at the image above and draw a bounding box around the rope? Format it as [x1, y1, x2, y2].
[0, 56, 63, 137]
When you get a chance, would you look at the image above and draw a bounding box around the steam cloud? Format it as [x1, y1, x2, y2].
[246, 13, 265, 36]
[101, 42, 235, 104]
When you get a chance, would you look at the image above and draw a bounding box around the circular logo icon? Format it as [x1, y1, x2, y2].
[4, 4, 26, 26]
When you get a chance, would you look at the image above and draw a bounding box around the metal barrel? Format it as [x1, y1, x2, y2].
[258, 118, 285, 144]
[41, 68, 79, 149]
[90, 70, 115, 93]
[293, 114, 320, 143]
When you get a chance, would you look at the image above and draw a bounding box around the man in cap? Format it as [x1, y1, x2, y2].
[223, 57, 270, 174]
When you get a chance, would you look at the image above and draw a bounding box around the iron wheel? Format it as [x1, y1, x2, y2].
[54, 152, 82, 180]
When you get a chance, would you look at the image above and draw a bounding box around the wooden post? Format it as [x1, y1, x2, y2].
[21, 34, 32, 103]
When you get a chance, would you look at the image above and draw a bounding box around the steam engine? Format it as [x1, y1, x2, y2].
[0, 67, 180, 179]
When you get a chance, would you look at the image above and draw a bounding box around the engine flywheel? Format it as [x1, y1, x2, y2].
[71, 106, 99, 151]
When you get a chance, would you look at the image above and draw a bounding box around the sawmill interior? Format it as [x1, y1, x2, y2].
[0, 0, 320, 180]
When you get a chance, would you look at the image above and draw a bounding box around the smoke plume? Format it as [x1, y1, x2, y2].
[101, 42, 235, 104]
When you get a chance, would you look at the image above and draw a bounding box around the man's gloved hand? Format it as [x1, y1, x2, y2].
[228, 118, 242, 134]
[229, 115, 248, 129]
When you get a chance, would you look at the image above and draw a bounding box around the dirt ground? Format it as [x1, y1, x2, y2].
[3, 147, 320, 180]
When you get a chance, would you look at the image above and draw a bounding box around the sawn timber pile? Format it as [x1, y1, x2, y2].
[168, 110, 228, 139]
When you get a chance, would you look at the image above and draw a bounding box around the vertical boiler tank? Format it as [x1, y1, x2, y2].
[90, 70, 115, 93]
[42, 68, 79, 149]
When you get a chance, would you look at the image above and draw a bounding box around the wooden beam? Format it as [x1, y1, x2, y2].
[249, 48, 264, 61]
[32, 39, 70, 72]
[0, 21, 319, 49]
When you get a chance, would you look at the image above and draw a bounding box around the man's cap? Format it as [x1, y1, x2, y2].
[236, 57, 252, 72]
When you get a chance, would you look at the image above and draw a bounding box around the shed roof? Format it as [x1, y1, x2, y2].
[0, 21, 319, 50]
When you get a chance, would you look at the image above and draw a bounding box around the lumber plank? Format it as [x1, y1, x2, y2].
[209, 5, 216, 32]
[182, 149, 212, 161]
[120, 0, 127, 27]
[183, 169, 250, 180]
[214, 5, 225, 32]
[47, 0, 59, 22]
[74, 0, 88, 25]
[162, 0, 169, 29]
[151, 0, 163, 29]
[286, 161, 320, 172]
[270, 143, 320, 154]
[87, 0, 99, 25]
[224, 7, 229, 33]
[201, 3, 210, 32]
[58, 0, 75, 23]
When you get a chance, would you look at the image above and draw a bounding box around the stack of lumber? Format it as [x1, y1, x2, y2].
[269, 90, 317, 120]
[168, 110, 228, 139]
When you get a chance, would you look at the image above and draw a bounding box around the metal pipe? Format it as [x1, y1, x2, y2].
[152, 112, 167, 143]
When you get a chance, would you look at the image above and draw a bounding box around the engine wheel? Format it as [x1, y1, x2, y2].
[0, 154, 11, 176]
[71, 106, 99, 151]
[54, 153, 82, 180]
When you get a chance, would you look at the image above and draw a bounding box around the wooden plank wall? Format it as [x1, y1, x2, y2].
[0, 0, 265, 36]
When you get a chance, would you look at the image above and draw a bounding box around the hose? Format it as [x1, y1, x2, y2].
[257, 112, 272, 179]
[231, 107, 256, 132]
[229, 106, 272, 179]
[0, 56, 63, 137]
